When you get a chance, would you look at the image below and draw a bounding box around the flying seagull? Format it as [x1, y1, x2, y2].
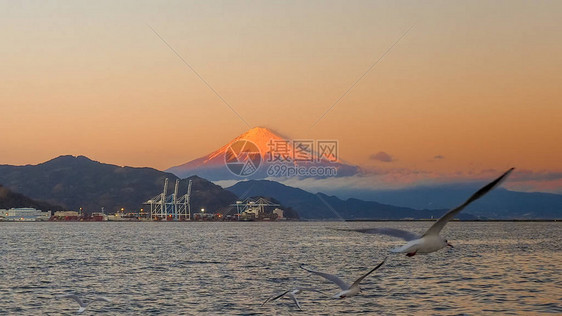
[339, 168, 514, 256]
[300, 258, 386, 298]
[261, 287, 324, 310]
[55, 294, 112, 314]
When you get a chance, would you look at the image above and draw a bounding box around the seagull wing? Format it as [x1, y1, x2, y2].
[390, 238, 424, 253]
[92, 296, 112, 303]
[295, 287, 326, 295]
[350, 258, 386, 288]
[261, 290, 290, 306]
[56, 294, 85, 307]
[423, 168, 514, 237]
[300, 265, 350, 290]
[288, 292, 302, 310]
[337, 227, 420, 241]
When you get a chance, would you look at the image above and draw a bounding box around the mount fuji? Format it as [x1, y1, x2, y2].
[166, 127, 360, 180]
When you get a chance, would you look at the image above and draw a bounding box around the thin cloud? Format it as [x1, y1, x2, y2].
[369, 151, 395, 163]
[509, 169, 562, 182]
[221, 168, 562, 195]
[433, 155, 445, 160]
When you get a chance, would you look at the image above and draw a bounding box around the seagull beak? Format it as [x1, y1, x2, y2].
[447, 242, 454, 248]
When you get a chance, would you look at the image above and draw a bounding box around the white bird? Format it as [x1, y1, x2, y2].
[300, 258, 386, 299]
[55, 294, 112, 314]
[261, 287, 324, 310]
[340, 168, 514, 256]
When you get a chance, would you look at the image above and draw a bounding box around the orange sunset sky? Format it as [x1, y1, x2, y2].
[1, 1, 561, 192]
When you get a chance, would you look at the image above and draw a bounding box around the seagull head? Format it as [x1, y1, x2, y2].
[444, 239, 454, 248]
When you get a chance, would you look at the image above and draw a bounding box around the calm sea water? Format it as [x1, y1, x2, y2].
[1, 221, 560, 315]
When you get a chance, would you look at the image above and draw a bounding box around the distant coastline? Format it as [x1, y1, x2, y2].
[344, 219, 560, 222]
[2, 219, 560, 223]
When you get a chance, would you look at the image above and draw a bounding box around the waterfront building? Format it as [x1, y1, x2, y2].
[0, 208, 51, 221]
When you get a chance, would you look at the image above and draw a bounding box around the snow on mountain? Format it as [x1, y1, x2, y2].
[166, 127, 359, 180]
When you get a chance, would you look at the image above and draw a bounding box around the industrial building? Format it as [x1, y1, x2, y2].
[0, 208, 51, 221]
[51, 211, 80, 221]
[232, 198, 283, 221]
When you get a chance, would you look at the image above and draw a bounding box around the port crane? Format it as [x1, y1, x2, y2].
[144, 178, 192, 220]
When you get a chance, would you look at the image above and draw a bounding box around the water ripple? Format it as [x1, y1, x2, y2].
[0, 221, 560, 314]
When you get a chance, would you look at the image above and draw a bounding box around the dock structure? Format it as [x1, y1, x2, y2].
[144, 178, 192, 220]
[230, 197, 280, 218]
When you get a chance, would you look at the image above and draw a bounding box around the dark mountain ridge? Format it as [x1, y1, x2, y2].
[226, 180, 478, 220]
[324, 183, 562, 219]
[228, 179, 562, 219]
[2, 156, 559, 219]
[0, 155, 237, 214]
[0, 185, 63, 211]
